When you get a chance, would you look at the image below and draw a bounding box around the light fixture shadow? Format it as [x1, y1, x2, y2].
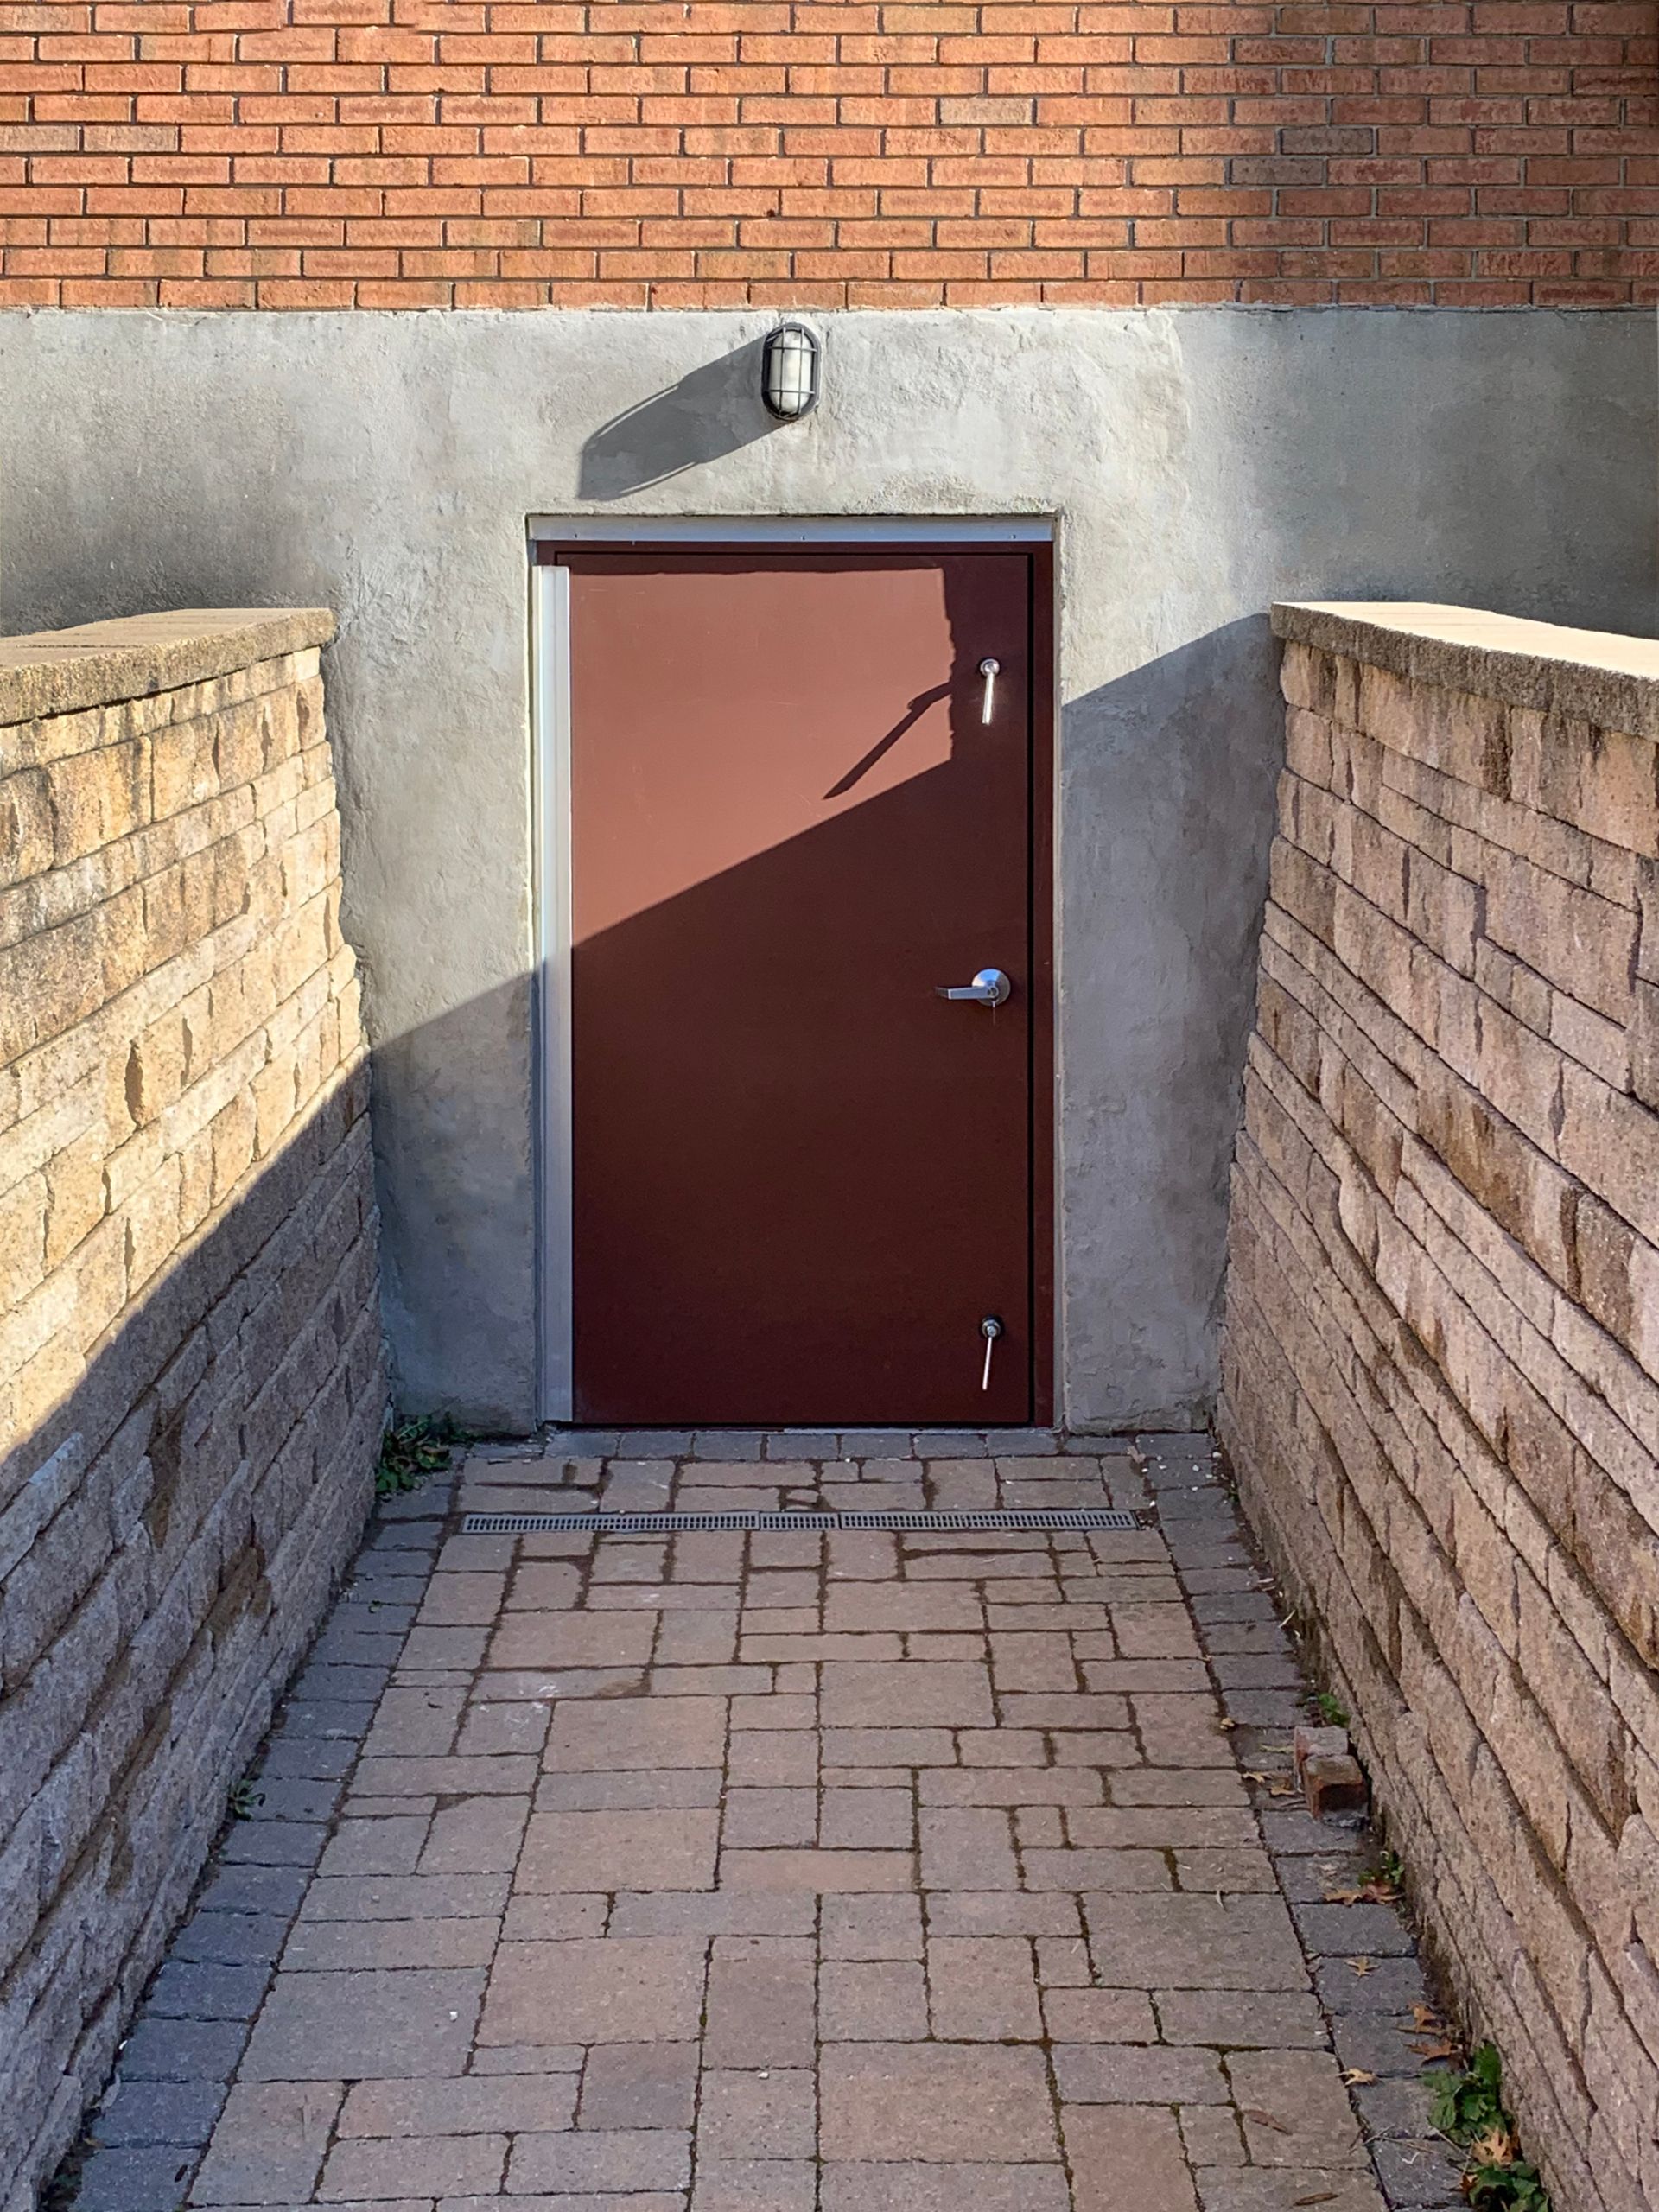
[577, 339, 781, 500]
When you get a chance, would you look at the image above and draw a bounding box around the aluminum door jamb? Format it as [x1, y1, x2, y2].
[532, 559, 575, 1422]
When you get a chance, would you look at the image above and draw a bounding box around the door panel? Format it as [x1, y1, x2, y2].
[564, 548, 1039, 1426]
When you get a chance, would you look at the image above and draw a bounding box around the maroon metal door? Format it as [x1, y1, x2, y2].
[563, 546, 1044, 1427]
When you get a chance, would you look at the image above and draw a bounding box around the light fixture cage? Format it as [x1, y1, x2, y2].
[761, 322, 822, 420]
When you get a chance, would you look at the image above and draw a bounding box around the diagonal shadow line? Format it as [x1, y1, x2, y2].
[822, 682, 952, 799]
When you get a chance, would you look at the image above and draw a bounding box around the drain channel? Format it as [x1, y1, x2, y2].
[461, 1508, 1145, 1535]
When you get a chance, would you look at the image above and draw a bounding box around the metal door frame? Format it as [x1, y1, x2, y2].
[530, 517, 1057, 1426]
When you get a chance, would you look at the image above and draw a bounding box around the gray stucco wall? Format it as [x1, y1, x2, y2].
[1, 308, 1652, 1432]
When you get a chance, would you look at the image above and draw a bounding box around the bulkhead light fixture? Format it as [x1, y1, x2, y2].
[761, 322, 821, 420]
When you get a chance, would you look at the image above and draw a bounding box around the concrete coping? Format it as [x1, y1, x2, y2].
[1271, 600, 1659, 742]
[0, 607, 336, 728]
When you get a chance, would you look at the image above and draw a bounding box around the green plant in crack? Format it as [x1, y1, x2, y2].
[1312, 1689, 1351, 1727]
[376, 1413, 467, 1498]
[1430, 2044, 1551, 2209]
[227, 1777, 264, 1820]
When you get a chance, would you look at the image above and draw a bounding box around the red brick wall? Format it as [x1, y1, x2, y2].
[3, 0, 1656, 309]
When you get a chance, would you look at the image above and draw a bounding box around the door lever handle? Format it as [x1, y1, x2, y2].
[979, 658, 1000, 724]
[936, 968, 1013, 1007]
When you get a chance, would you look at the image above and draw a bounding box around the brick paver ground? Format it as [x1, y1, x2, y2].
[66, 1433, 1465, 2212]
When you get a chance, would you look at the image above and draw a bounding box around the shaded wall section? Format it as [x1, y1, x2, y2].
[1221, 603, 1659, 2212]
[0, 308, 1652, 1429]
[0, 612, 385, 2211]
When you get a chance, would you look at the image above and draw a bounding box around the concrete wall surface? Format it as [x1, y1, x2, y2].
[0, 307, 1652, 1431]
[1222, 601, 1659, 2212]
[0, 611, 385, 2211]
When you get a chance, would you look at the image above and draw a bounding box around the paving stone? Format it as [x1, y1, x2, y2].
[489, 1611, 658, 1668]
[1023, 1845, 1173, 1890]
[1039, 1986, 1158, 2042]
[544, 1695, 728, 1770]
[422, 1793, 531, 1873]
[467, 2041, 585, 2075]
[1084, 1892, 1309, 1989]
[821, 1892, 925, 1959]
[719, 1847, 915, 1891]
[822, 1726, 957, 1764]
[820, 1958, 930, 2039]
[824, 1584, 983, 1632]
[608, 1891, 817, 1937]
[927, 1892, 1082, 1936]
[195, 1865, 312, 1919]
[318, 1814, 430, 1877]
[316, 2130, 505, 2199]
[721, 1787, 818, 1847]
[90, 2078, 226, 2148]
[1329, 2012, 1437, 2078]
[819, 1785, 913, 1847]
[1154, 1988, 1329, 2047]
[691, 2158, 817, 2209]
[339, 2073, 577, 2133]
[697, 2068, 817, 2158]
[519, 1807, 719, 1891]
[1368, 2134, 1468, 2205]
[819, 2044, 1058, 2161]
[821, 2167, 1071, 2211]
[704, 1937, 817, 2067]
[280, 1914, 500, 1969]
[189, 2080, 342, 2203]
[455, 1700, 554, 1756]
[503, 1893, 611, 1939]
[169, 1912, 292, 1969]
[820, 1660, 994, 1728]
[239, 1969, 483, 2080]
[480, 1938, 706, 2044]
[578, 2039, 700, 2129]
[298, 1872, 510, 1921]
[1054, 2042, 1229, 2101]
[926, 1936, 1044, 2038]
[118, 2018, 251, 2082]
[1312, 1954, 1431, 2013]
[1194, 2174, 1386, 2210]
[1064, 2105, 1199, 2212]
[918, 1806, 1019, 1887]
[215, 1821, 326, 1868]
[67, 2145, 197, 2212]
[507, 2126, 692, 2191]
[148, 1963, 271, 2021]
[1226, 2047, 1369, 2165]
[353, 1752, 537, 1796]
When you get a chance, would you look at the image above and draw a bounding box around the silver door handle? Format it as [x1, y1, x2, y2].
[936, 968, 1012, 1007]
[979, 658, 1000, 724]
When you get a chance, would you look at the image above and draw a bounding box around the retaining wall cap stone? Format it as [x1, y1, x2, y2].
[0, 607, 336, 725]
[1271, 600, 1659, 740]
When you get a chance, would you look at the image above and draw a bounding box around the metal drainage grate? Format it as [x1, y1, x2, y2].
[460, 1508, 1144, 1535]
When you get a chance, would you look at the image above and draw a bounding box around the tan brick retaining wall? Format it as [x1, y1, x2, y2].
[1220, 601, 1659, 2212]
[0, 610, 385, 2210]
